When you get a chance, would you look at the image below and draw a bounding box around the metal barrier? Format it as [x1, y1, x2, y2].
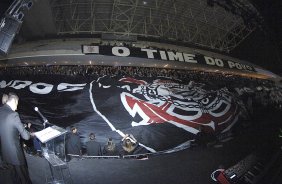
[67, 140, 192, 160]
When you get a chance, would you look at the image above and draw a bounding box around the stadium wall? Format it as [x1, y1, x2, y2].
[0, 38, 279, 79]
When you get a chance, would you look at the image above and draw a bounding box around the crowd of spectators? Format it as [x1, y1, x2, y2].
[0, 65, 274, 84]
[0, 65, 281, 109]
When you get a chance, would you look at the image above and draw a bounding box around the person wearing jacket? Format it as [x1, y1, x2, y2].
[0, 93, 33, 184]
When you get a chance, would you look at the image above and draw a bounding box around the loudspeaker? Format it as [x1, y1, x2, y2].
[0, 15, 22, 55]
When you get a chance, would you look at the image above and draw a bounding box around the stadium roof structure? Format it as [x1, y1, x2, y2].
[0, 0, 263, 53]
[47, 0, 263, 53]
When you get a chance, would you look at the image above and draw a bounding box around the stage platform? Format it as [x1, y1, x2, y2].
[25, 116, 282, 184]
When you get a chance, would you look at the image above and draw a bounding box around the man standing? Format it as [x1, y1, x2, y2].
[0, 93, 33, 184]
[0, 93, 8, 165]
[86, 133, 102, 156]
[66, 126, 82, 156]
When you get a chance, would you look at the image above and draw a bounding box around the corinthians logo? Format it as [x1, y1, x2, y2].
[118, 77, 239, 135]
[93, 76, 240, 138]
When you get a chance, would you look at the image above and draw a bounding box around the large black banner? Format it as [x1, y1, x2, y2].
[82, 45, 256, 72]
[0, 74, 241, 152]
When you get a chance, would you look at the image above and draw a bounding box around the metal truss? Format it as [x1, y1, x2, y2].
[50, 0, 261, 53]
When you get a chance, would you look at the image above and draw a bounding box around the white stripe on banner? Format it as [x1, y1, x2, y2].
[89, 80, 156, 153]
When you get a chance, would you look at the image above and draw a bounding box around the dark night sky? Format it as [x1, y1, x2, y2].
[231, 0, 282, 74]
[0, 0, 281, 74]
[252, 0, 281, 50]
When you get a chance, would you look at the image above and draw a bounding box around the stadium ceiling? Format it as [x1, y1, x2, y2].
[48, 0, 263, 53]
[1, 0, 255, 54]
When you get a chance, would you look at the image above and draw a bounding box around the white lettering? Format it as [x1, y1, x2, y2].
[228, 61, 236, 68]
[0, 80, 85, 94]
[167, 51, 184, 62]
[246, 65, 253, 70]
[141, 48, 157, 59]
[228, 61, 249, 70]
[235, 63, 242, 69]
[159, 50, 167, 60]
[0, 80, 13, 88]
[240, 63, 253, 71]
[204, 56, 215, 65]
[10, 80, 32, 90]
[205, 57, 224, 67]
[183, 54, 197, 63]
[29, 83, 53, 94]
[112, 46, 130, 57]
[57, 83, 87, 92]
[215, 59, 224, 67]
